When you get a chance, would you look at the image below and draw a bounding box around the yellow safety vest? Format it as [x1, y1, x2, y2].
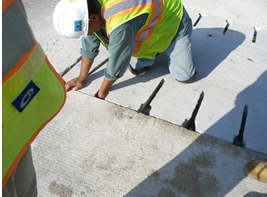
[2, 0, 66, 187]
[98, 0, 183, 59]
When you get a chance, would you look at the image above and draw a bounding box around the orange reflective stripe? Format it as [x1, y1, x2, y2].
[106, 3, 153, 37]
[2, 41, 37, 84]
[45, 56, 66, 89]
[2, 0, 14, 13]
[101, 0, 126, 13]
[2, 0, 66, 189]
[2, 56, 66, 188]
[135, 2, 155, 41]
[133, 0, 163, 55]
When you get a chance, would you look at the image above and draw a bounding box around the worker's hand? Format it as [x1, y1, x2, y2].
[65, 76, 87, 91]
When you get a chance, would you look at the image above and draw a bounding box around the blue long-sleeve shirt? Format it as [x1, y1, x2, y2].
[80, 7, 189, 81]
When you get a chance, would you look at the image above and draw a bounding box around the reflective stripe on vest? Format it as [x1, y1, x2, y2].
[2, 0, 66, 187]
[99, 0, 183, 59]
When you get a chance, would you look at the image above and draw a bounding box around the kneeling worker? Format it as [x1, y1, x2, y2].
[53, 0, 196, 99]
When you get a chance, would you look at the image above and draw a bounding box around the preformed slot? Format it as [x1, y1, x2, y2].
[88, 57, 109, 75]
[223, 20, 230, 35]
[137, 78, 166, 115]
[66, 57, 109, 92]
[233, 105, 249, 148]
[183, 91, 204, 131]
[252, 27, 257, 43]
[193, 13, 202, 27]
[60, 56, 82, 77]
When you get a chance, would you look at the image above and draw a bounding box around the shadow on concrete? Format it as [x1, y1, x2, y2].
[121, 29, 267, 196]
[110, 53, 170, 91]
[191, 27, 246, 81]
[123, 132, 266, 197]
[123, 71, 267, 195]
[110, 27, 245, 91]
[86, 68, 106, 86]
[122, 69, 267, 197]
[204, 71, 267, 156]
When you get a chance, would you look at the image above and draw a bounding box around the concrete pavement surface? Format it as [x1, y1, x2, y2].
[32, 91, 267, 196]
[21, 0, 267, 196]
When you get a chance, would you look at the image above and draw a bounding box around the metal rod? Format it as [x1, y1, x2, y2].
[193, 13, 202, 27]
[137, 78, 166, 114]
[252, 27, 257, 43]
[223, 20, 230, 35]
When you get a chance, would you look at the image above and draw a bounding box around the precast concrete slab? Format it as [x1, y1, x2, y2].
[61, 11, 267, 155]
[22, 1, 267, 156]
[31, 91, 267, 196]
[21, 1, 267, 194]
[182, 0, 267, 30]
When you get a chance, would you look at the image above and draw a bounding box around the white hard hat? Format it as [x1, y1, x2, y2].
[53, 0, 89, 39]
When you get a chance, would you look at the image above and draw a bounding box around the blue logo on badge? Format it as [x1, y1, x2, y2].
[75, 20, 82, 31]
[12, 81, 40, 113]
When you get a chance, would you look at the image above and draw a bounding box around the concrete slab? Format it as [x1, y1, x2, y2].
[182, 0, 267, 29]
[32, 91, 267, 196]
[21, 0, 267, 195]
[62, 12, 267, 155]
[23, 0, 266, 154]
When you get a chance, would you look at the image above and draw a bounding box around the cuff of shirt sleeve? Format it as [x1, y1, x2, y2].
[80, 48, 99, 59]
[104, 70, 119, 81]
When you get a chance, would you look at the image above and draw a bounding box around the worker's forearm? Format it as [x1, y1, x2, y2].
[98, 78, 116, 99]
[79, 57, 94, 79]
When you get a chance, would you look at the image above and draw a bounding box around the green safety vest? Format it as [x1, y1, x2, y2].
[2, 0, 66, 187]
[98, 0, 183, 59]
